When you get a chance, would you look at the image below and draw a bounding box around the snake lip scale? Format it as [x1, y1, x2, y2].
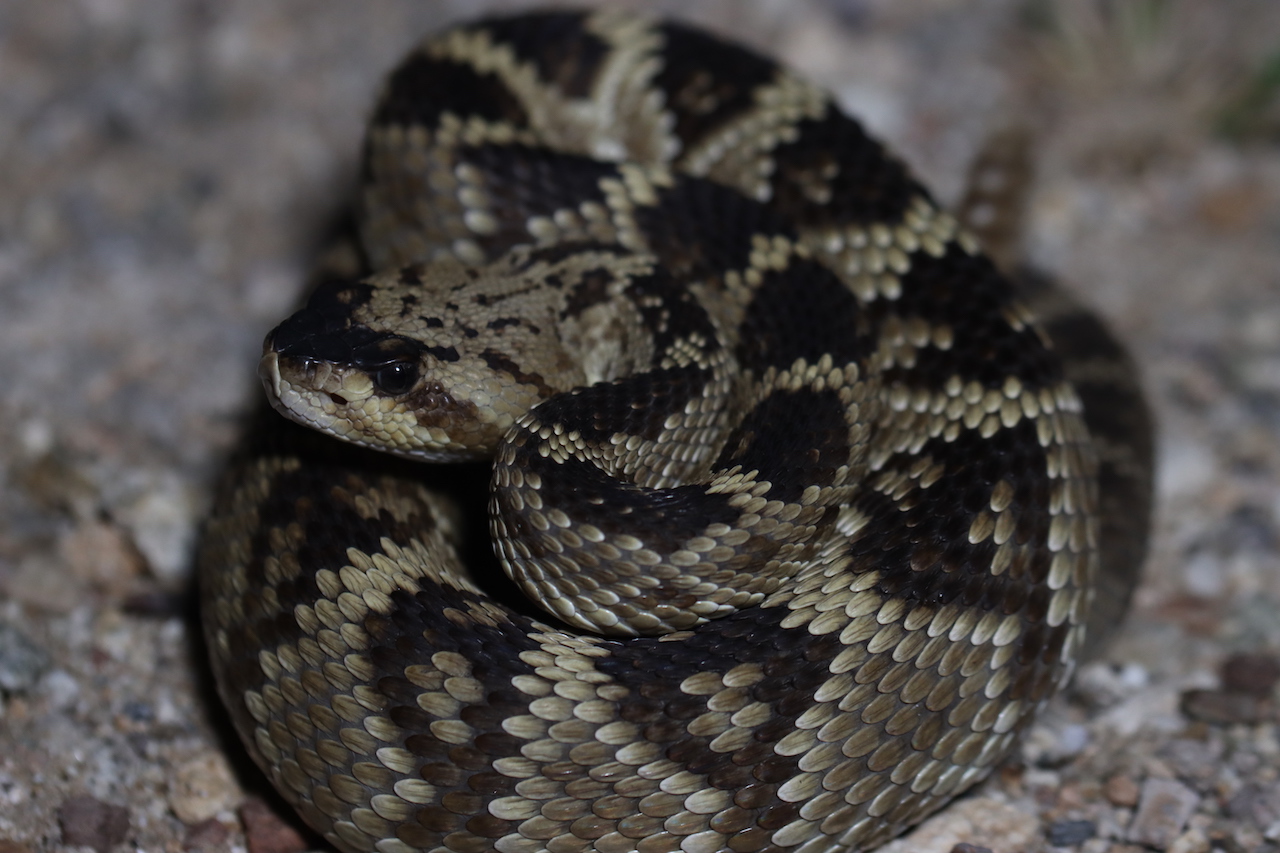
[200, 9, 1152, 853]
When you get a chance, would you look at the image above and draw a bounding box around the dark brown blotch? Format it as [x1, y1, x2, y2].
[481, 11, 608, 99]
[480, 349, 557, 398]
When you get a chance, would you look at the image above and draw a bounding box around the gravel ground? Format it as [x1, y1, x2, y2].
[2, 1, 1279, 851]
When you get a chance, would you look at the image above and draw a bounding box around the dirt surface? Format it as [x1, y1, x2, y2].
[2, 1, 1279, 851]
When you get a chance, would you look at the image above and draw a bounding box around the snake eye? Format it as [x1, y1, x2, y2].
[372, 361, 419, 395]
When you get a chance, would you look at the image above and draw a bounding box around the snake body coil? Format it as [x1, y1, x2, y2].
[200, 10, 1152, 853]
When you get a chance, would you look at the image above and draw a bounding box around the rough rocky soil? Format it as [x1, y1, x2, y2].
[2, 1, 1279, 851]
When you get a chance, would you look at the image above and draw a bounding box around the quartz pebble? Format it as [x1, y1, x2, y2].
[169, 752, 241, 824]
[1128, 778, 1199, 848]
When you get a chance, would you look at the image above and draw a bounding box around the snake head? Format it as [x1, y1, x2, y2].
[258, 266, 553, 461]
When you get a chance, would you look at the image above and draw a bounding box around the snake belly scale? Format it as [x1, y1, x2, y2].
[199, 9, 1152, 853]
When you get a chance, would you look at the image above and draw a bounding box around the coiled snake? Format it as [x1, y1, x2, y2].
[200, 10, 1152, 853]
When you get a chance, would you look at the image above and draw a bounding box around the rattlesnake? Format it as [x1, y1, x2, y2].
[200, 10, 1152, 853]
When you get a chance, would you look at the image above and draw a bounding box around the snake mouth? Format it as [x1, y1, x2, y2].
[257, 349, 318, 426]
[257, 349, 350, 428]
[258, 349, 331, 404]
[257, 350, 285, 401]
[258, 341, 483, 460]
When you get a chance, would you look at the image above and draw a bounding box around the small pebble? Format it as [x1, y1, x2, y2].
[0, 623, 50, 693]
[1056, 724, 1090, 757]
[120, 699, 154, 723]
[1225, 782, 1280, 827]
[1232, 824, 1266, 851]
[1117, 662, 1150, 689]
[40, 669, 81, 711]
[1054, 782, 1086, 812]
[1179, 650, 1280, 725]
[1160, 737, 1226, 783]
[116, 474, 198, 583]
[182, 817, 231, 850]
[12, 450, 98, 519]
[1104, 774, 1142, 808]
[6, 554, 86, 612]
[239, 797, 309, 853]
[1046, 818, 1096, 846]
[1220, 651, 1280, 696]
[121, 589, 189, 618]
[1167, 826, 1211, 853]
[154, 690, 183, 726]
[58, 519, 146, 597]
[169, 752, 241, 824]
[58, 794, 130, 853]
[1128, 778, 1199, 848]
[1180, 687, 1271, 725]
